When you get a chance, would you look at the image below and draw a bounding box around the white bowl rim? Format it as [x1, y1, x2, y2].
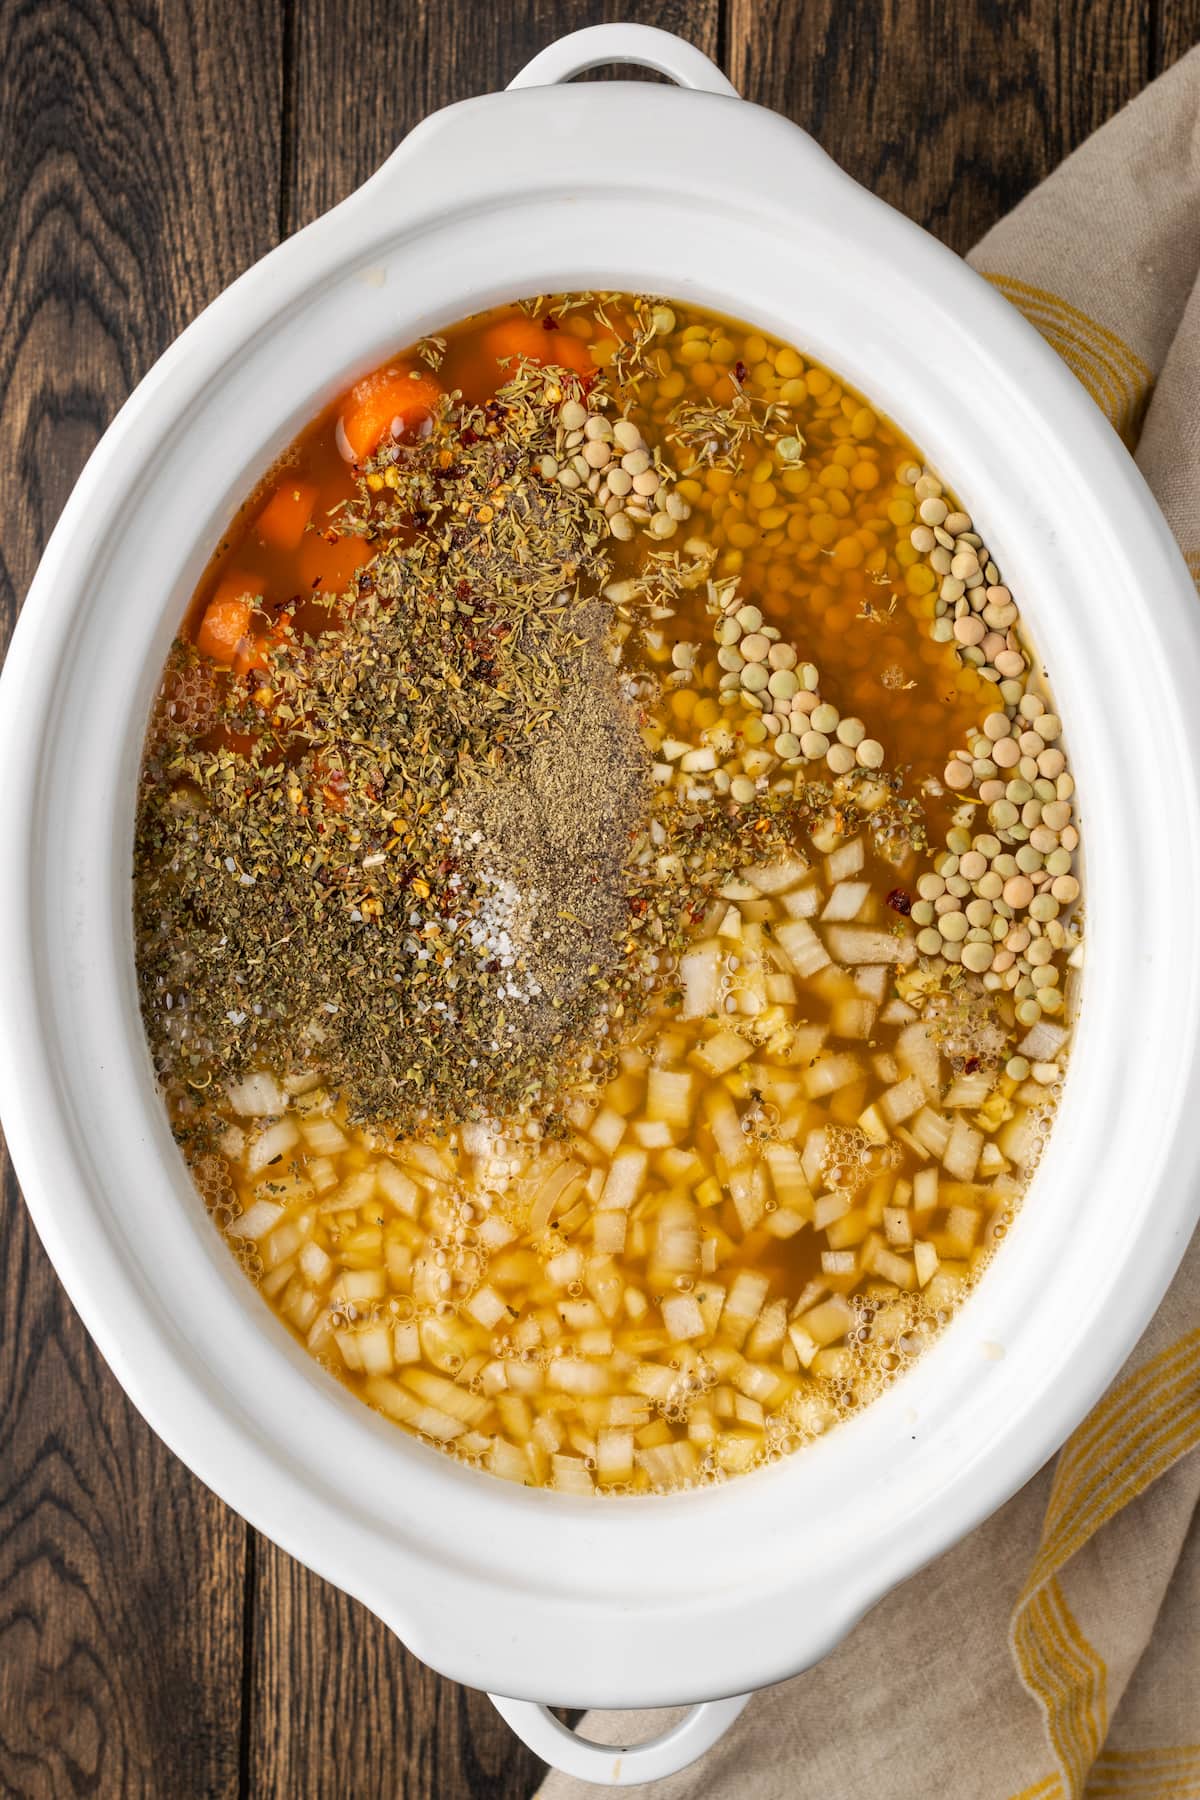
[1, 78, 1199, 1709]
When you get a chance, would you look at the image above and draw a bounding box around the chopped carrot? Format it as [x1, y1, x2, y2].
[196, 571, 261, 665]
[480, 316, 594, 378]
[297, 531, 371, 593]
[255, 480, 318, 551]
[198, 599, 252, 666]
[339, 366, 442, 462]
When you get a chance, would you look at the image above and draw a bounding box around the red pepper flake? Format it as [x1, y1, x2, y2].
[541, 315, 559, 332]
[734, 360, 748, 385]
[886, 888, 913, 916]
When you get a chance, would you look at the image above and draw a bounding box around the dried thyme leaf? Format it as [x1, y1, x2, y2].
[415, 335, 447, 371]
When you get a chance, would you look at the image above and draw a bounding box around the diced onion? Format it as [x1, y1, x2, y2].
[226, 1071, 287, 1117]
[679, 942, 722, 1019]
[227, 1199, 283, 1239]
[774, 917, 830, 976]
[824, 925, 916, 966]
[691, 1028, 752, 1076]
[943, 1117, 983, 1181]
[746, 857, 810, 895]
[821, 881, 870, 922]
[599, 1147, 647, 1212]
[247, 1117, 300, 1176]
[824, 837, 865, 883]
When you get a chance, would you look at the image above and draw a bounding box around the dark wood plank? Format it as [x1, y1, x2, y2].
[250, 1543, 540, 1799]
[0, 1147, 247, 1799]
[728, 0, 1149, 252]
[255, 8, 717, 1795]
[282, 0, 722, 232]
[0, 0, 283, 1792]
[1155, 0, 1200, 71]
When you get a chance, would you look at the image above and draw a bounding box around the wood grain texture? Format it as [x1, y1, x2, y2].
[248, 1541, 536, 1799]
[282, 0, 721, 232]
[1156, 0, 1200, 70]
[0, 0, 281, 1792]
[728, 0, 1148, 252]
[0, 1146, 246, 1798]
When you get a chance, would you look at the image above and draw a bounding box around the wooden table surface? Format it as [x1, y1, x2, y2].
[1, 2, 1196, 1795]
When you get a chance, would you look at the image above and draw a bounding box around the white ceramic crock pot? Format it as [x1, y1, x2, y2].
[3, 22, 1200, 1788]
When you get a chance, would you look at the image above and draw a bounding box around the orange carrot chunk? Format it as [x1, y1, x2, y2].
[481, 316, 593, 378]
[339, 366, 442, 462]
[196, 599, 251, 665]
[255, 480, 318, 551]
[196, 572, 261, 665]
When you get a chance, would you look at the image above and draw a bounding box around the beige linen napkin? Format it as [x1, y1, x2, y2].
[537, 50, 1200, 1800]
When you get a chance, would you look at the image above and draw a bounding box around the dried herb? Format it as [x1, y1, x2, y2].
[135, 324, 813, 1144]
[135, 296, 935, 1149]
[415, 335, 447, 371]
[666, 378, 797, 476]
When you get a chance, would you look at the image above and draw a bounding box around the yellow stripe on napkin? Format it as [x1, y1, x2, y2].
[1010, 1769, 1066, 1798]
[1030, 1333, 1200, 1587]
[1084, 1743, 1200, 1795]
[1013, 1575, 1108, 1796]
[1008, 1332, 1200, 1797]
[981, 274, 1153, 446]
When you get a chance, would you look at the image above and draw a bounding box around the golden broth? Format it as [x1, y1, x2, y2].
[136, 295, 1079, 1493]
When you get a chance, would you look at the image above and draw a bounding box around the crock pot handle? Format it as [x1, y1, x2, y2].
[507, 23, 740, 99]
[488, 1691, 752, 1786]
